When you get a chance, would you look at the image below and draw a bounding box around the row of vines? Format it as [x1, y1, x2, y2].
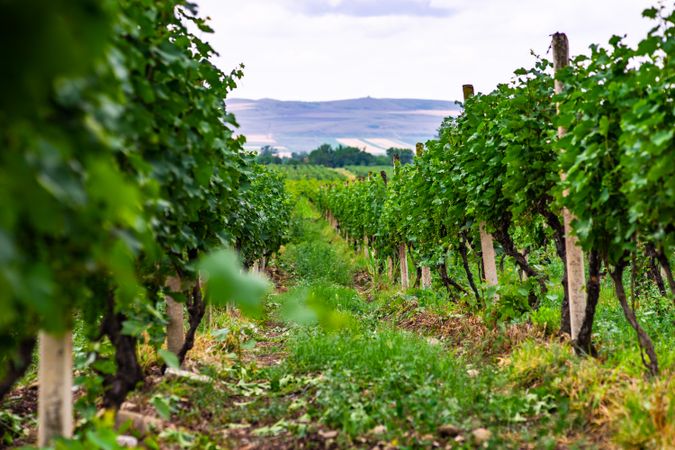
[312, 6, 673, 376]
[0, 0, 291, 445]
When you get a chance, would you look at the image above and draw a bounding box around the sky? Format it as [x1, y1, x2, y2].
[194, 0, 657, 102]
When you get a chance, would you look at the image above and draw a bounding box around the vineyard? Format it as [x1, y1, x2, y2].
[269, 165, 347, 181]
[343, 166, 394, 180]
[0, 1, 674, 450]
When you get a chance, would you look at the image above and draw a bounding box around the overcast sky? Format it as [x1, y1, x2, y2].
[194, 0, 656, 101]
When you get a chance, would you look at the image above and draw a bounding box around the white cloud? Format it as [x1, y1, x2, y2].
[195, 0, 657, 101]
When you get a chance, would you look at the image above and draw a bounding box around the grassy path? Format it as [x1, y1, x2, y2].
[175, 197, 560, 449]
[332, 168, 356, 180]
[9, 194, 661, 448]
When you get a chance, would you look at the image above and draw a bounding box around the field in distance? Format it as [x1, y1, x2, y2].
[270, 164, 346, 181]
[344, 165, 393, 179]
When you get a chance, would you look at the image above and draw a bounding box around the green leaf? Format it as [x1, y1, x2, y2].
[152, 395, 172, 421]
[642, 7, 658, 18]
[85, 429, 120, 450]
[198, 249, 271, 317]
[158, 349, 180, 370]
[121, 319, 147, 337]
[651, 129, 673, 147]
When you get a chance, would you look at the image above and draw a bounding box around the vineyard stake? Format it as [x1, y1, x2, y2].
[387, 256, 394, 281]
[463, 84, 499, 290]
[422, 267, 432, 289]
[415, 142, 433, 290]
[166, 276, 185, 357]
[399, 244, 409, 289]
[38, 331, 73, 446]
[553, 33, 587, 341]
[392, 153, 410, 290]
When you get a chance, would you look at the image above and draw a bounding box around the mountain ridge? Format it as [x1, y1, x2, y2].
[226, 97, 460, 155]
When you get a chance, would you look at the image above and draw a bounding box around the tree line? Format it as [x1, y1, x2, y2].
[256, 144, 415, 167]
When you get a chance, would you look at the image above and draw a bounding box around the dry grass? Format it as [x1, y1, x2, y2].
[505, 340, 675, 449]
[390, 302, 545, 361]
[376, 293, 673, 449]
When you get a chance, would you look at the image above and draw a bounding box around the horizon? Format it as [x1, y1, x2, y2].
[227, 97, 458, 153]
[228, 95, 461, 102]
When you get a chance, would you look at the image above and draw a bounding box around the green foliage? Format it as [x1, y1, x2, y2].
[318, 5, 674, 374]
[256, 145, 284, 165]
[557, 5, 674, 264]
[229, 166, 292, 265]
[258, 144, 399, 169]
[0, 0, 291, 411]
[530, 304, 561, 336]
[199, 250, 271, 318]
[0, 410, 26, 447]
[315, 173, 389, 255]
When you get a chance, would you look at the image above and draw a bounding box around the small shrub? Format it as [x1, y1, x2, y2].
[507, 340, 572, 388]
[613, 378, 674, 449]
[530, 306, 560, 335]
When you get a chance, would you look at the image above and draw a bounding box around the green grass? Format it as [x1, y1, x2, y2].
[280, 195, 364, 287]
[5, 187, 672, 449]
[285, 327, 472, 432]
[110, 192, 673, 449]
[266, 198, 571, 448]
[280, 240, 353, 286]
[271, 195, 675, 448]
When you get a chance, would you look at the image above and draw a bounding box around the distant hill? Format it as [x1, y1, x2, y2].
[226, 97, 460, 155]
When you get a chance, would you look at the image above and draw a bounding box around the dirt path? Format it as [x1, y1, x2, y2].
[333, 168, 356, 180]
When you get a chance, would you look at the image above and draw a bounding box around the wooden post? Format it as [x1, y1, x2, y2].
[166, 276, 184, 356]
[553, 33, 586, 340]
[387, 256, 394, 281]
[363, 236, 369, 258]
[399, 243, 409, 289]
[415, 142, 432, 290]
[479, 223, 499, 287]
[422, 267, 432, 289]
[463, 84, 499, 290]
[38, 331, 73, 446]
